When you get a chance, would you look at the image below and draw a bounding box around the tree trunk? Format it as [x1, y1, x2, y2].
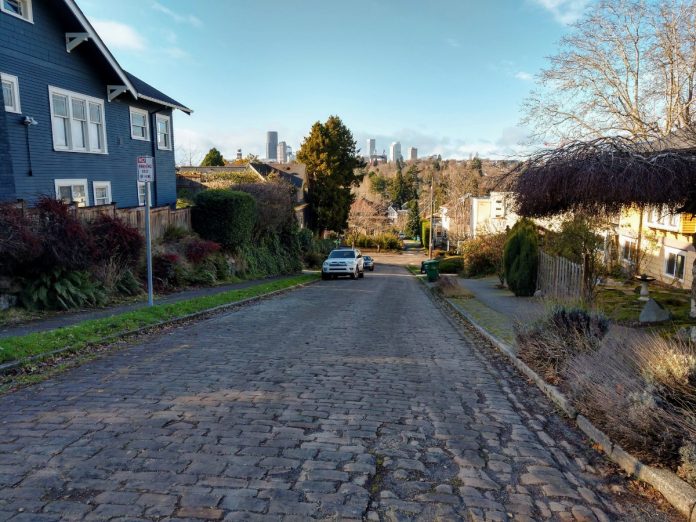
[691, 235, 696, 318]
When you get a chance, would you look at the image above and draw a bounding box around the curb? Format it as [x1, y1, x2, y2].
[413, 271, 696, 520]
[0, 278, 319, 376]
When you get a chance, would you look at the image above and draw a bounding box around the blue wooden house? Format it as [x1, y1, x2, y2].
[0, 0, 192, 208]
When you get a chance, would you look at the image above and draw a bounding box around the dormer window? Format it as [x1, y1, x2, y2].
[1, 0, 33, 23]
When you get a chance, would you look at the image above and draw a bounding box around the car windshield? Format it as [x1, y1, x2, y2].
[329, 250, 356, 259]
[364, 256, 372, 261]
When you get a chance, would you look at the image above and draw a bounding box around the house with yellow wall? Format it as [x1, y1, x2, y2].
[618, 205, 696, 288]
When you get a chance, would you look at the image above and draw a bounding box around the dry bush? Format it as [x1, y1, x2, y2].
[435, 276, 473, 298]
[235, 181, 296, 237]
[564, 332, 696, 476]
[515, 306, 608, 384]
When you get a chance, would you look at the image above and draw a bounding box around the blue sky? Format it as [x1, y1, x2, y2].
[79, 0, 589, 162]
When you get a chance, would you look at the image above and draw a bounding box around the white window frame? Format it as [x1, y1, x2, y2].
[129, 107, 150, 141]
[55, 179, 89, 207]
[621, 237, 637, 263]
[92, 181, 112, 206]
[646, 204, 680, 232]
[48, 86, 108, 154]
[137, 181, 152, 207]
[1, 0, 33, 23]
[664, 246, 687, 281]
[156, 114, 171, 150]
[1, 73, 20, 113]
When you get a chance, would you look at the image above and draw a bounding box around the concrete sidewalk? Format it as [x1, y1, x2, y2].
[0, 276, 288, 339]
[445, 276, 545, 348]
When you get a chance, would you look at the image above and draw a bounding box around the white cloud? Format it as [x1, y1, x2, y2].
[446, 38, 461, 49]
[91, 20, 146, 51]
[152, 2, 203, 28]
[515, 71, 533, 81]
[531, 0, 590, 24]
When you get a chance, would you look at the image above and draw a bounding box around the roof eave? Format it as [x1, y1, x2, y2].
[137, 94, 193, 115]
[62, 0, 137, 98]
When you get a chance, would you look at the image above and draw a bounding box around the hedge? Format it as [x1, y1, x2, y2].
[438, 256, 464, 274]
[503, 219, 539, 297]
[192, 189, 256, 250]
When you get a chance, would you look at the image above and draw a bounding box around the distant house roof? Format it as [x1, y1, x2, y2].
[61, 0, 191, 114]
[249, 162, 305, 189]
[352, 197, 386, 216]
[125, 72, 192, 114]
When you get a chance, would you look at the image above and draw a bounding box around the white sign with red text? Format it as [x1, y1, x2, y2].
[137, 156, 154, 182]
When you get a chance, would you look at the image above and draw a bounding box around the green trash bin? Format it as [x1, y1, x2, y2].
[423, 260, 439, 282]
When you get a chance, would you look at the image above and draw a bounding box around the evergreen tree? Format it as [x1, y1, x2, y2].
[389, 168, 408, 208]
[297, 116, 365, 233]
[200, 147, 225, 166]
[406, 200, 421, 239]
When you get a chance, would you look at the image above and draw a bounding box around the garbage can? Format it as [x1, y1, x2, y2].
[423, 260, 439, 282]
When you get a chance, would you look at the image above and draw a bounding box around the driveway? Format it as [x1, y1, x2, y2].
[0, 264, 676, 520]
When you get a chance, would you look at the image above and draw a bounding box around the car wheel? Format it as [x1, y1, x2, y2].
[359, 269, 364, 278]
[350, 271, 356, 279]
[321, 272, 328, 280]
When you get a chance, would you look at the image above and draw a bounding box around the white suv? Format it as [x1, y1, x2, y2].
[321, 248, 365, 280]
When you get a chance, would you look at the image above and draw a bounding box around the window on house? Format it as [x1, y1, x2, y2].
[49, 86, 107, 154]
[622, 240, 636, 262]
[1, 73, 20, 113]
[137, 182, 152, 207]
[665, 249, 686, 280]
[93, 181, 112, 206]
[156, 115, 171, 150]
[130, 107, 149, 140]
[1, 0, 32, 22]
[647, 204, 679, 229]
[55, 179, 88, 207]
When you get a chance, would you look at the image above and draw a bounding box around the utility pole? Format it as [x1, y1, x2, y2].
[429, 175, 434, 259]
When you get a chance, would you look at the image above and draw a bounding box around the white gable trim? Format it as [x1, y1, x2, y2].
[62, 0, 136, 99]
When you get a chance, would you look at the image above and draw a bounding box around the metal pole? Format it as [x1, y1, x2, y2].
[429, 176, 434, 259]
[145, 181, 153, 307]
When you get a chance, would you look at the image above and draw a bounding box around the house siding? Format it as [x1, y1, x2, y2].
[618, 207, 695, 288]
[0, 0, 176, 208]
[0, 90, 17, 201]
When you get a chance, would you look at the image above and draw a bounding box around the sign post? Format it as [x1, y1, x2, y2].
[137, 156, 155, 307]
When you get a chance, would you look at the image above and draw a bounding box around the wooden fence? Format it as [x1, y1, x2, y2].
[537, 250, 584, 301]
[11, 201, 191, 242]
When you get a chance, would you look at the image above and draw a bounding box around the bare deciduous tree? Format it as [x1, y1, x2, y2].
[524, 0, 696, 142]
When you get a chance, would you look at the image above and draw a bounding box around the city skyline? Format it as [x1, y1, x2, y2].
[78, 1, 585, 163]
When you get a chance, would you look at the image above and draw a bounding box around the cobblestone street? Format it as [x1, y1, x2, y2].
[0, 265, 677, 521]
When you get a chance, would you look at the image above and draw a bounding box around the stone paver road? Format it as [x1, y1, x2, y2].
[0, 265, 677, 521]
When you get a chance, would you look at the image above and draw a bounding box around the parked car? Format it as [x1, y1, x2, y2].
[321, 248, 364, 280]
[363, 256, 375, 271]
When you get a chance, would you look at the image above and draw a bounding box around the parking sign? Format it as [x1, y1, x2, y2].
[137, 156, 154, 182]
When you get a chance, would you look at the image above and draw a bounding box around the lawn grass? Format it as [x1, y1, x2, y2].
[406, 265, 422, 276]
[0, 273, 318, 366]
[594, 282, 692, 326]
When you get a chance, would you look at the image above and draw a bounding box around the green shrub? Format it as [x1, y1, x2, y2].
[438, 256, 464, 274]
[503, 219, 539, 296]
[115, 269, 142, 296]
[460, 232, 507, 280]
[20, 269, 105, 310]
[207, 253, 231, 280]
[162, 225, 190, 243]
[192, 189, 256, 250]
[239, 234, 302, 277]
[350, 233, 402, 250]
[421, 220, 431, 248]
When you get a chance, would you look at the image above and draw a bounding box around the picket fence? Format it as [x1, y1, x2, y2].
[11, 201, 191, 241]
[537, 250, 584, 301]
